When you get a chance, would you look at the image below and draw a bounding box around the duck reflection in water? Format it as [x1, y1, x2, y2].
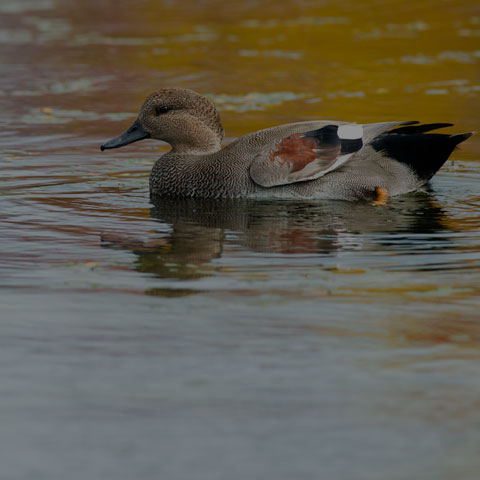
[101, 193, 449, 284]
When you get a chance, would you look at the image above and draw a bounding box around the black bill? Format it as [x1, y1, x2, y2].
[100, 120, 150, 151]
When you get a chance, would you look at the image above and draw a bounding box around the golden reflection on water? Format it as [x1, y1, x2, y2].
[48, 0, 480, 143]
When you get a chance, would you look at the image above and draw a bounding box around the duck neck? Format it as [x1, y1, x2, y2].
[171, 138, 222, 155]
[170, 124, 223, 155]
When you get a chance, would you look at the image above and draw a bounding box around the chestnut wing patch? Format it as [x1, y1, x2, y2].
[250, 125, 363, 188]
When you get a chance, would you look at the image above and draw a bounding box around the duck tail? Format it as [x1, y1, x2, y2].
[371, 129, 473, 182]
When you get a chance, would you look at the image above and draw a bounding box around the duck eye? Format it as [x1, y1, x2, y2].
[155, 106, 169, 115]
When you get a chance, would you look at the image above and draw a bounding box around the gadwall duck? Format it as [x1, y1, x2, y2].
[101, 88, 472, 201]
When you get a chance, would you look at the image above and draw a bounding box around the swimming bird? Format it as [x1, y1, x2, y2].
[101, 88, 472, 201]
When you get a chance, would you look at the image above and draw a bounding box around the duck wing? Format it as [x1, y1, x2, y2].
[249, 121, 415, 188]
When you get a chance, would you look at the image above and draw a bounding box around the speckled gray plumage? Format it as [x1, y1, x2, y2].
[149, 121, 414, 200]
[101, 88, 472, 201]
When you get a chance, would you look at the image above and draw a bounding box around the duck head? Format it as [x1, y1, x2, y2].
[101, 88, 224, 155]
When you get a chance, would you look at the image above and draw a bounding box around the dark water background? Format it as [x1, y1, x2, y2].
[1, 0, 480, 478]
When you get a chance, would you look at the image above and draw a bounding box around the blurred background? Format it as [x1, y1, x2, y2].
[2, 0, 479, 142]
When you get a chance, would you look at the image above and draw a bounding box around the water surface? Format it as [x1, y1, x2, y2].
[1, 0, 480, 479]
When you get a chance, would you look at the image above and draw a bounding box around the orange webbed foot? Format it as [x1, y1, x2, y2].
[371, 187, 389, 206]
